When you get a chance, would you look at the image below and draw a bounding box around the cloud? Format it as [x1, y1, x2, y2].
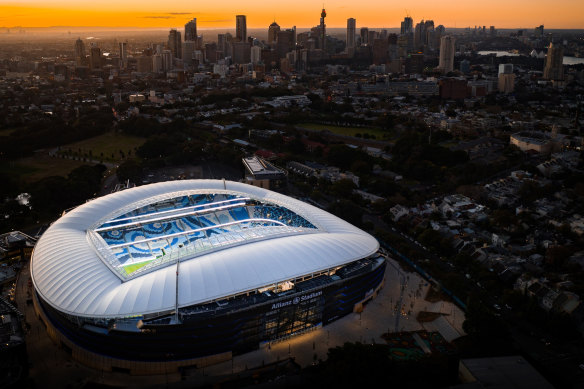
[141, 16, 173, 19]
[200, 19, 231, 23]
[168, 13, 191, 15]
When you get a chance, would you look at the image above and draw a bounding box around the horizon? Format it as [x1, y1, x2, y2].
[1, 1, 583, 30]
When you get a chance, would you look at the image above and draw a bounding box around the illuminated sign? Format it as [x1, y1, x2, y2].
[271, 290, 322, 310]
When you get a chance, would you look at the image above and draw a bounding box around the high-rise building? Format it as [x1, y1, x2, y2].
[268, 21, 280, 45]
[346, 18, 356, 50]
[535, 25, 544, 37]
[119, 41, 127, 69]
[251, 45, 262, 64]
[320, 8, 326, 51]
[167, 29, 182, 59]
[74, 38, 86, 66]
[182, 41, 197, 68]
[543, 42, 564, 81]
[360, 27, 369, 46]
[401, 17, 413, 35]
[438, 35, 455, 73]
[236, 15, 247, 42]
[277, 29, 295, 59]
[161, 49, 173, 71]
[414, 21, 425, 49]
[232, 41, 251, 64]
[185, 18, 197, 42]
[498, 63, 515, 93]
[372, 38, 389, 65]
[136, 56, 153, 73]
[89, 45, 102, 69]
[204, 43, 217, 64]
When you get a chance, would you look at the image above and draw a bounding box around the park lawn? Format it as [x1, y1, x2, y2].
[298, 122, 388, 139]
[57, 132, 146, 163]
[10, 153, 88, 183]
[0, 127, 22, 137]
[123, 260, 154, 275]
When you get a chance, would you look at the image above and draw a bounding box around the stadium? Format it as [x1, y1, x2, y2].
[30, 180, 386, 374]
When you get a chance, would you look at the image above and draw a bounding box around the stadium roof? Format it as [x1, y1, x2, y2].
[31, 180, 379, 319]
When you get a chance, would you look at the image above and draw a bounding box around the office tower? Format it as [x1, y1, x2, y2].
[320, 8, 326, 51]
[161, 50, 173, 71]
[535, 25, 544, 37]
[74, 38, 86, 66]
[372, 38, 389, 65]
[136, 56, 152, 73]
[490, 26, 496, 37]
[185, 18, 197, 42]
[438, 35, 455, 73]
[251, 45, 262, 64]
[405, 53, 424, 74]
[360, 27, 369, 45]
[401, 17, 413, 35]
[268, 21, 280, 45]
[232, 41, 251, 64]
[277, 29, 295, 59]
[397, 34, 409, 57]
[236, 15, 247, 42]
[414, 21, 425, 49]
[218, 34, 227, 58]
[346, 18, 356, 50]
[543, 42, 564, 81]
[498, 63, 515, 93]
[167, 29, 182, 59]
[182, 41, 196, 68]
[89, 45, 102, 69]
[119, 41, 127, 69]
[204, 43, 217, 64]
[219, 32, 233, 58]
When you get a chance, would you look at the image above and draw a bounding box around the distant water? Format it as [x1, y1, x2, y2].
[477, 50, 584, 65]
[564, 56, 584, 65]
[477, 51, 521, 57]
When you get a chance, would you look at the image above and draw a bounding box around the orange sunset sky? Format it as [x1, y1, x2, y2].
[0, 0, 583, 29]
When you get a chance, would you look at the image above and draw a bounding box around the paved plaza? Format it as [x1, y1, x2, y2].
[15, 256, 466, 387]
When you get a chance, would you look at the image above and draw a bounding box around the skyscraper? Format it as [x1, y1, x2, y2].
[414, 21, 425, 50]
[89, 45, 102, 70]
[438, 35, 455, 73]
[320, 8, 326, 51]
[401, 16, 413, 35]
[236, 15, 247, 42]
[185, 18, 197, 42]
[360, 27, 369, 45]
[74, 38, 86, 66]
[276, 29, 295, 59]
[268, 21, 280, 45]
[346, 18, 356, 51]
[119, 41, 127, 69]
[498, 63, 515, 93]
[251, 45, 262, 64]
[168, 29, 182, 59]
[543, 42, 564, 81]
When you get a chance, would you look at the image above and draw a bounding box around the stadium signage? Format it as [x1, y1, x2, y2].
[271, 291, 322, 310]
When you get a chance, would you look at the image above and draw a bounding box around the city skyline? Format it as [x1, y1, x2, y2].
[1, 0, 583, 30]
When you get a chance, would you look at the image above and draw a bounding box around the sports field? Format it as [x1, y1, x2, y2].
[123, 259, 154, 275]
[57, 132, 146, 163]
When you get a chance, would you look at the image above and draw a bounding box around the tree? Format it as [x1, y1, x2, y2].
[117, 160, 144, 184]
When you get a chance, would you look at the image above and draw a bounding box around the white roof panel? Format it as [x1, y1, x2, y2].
[31, 180, 379, 318]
